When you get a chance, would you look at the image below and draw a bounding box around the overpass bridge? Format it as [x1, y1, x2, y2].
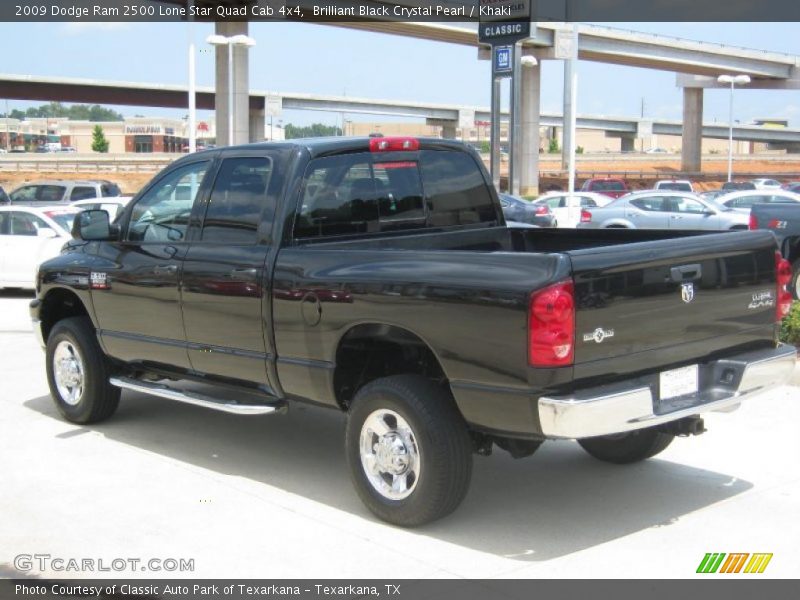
[4, 73, 800, 147]
[11, 8, 800, 191]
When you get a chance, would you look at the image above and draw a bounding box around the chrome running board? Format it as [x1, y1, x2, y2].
[110, 376, 286, 415]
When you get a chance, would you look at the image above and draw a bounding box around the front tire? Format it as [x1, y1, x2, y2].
[577, 427, 674, 464]
[345, 375, 473, 527]
[46, 316, 120, 424]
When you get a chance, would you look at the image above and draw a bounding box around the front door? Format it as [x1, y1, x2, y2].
[91, 159, 212, 370]
[180, 152, 284, 392]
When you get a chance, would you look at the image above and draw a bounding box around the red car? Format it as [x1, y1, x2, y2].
[580, 178, 629, 199]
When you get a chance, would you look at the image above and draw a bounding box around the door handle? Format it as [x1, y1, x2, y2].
[230, 268, 258, 281]
[154, 264, 177, 275]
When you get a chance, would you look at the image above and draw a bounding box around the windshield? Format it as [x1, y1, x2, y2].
[44, 210, 79, 232]
[592, 181, 625, 191]
[658, 182, 692, 191]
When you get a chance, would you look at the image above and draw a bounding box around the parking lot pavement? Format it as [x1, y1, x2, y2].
[1, 290, 799, 579]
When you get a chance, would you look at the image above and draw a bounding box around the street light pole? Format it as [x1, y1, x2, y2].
[717, 74, 750, 182]
[187, 0, 196, 153]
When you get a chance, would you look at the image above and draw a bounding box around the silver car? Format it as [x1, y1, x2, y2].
[577, 191, 749, 231]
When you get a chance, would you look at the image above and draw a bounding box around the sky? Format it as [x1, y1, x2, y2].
[2, 20, 799, 129]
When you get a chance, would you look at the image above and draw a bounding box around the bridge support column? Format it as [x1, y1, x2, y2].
[441, 121, 457, 139]
[520, 62, 541, 197]
[681, 87, 704, 173]
[249, 105, 265, 142]
[215, 21, 251, 146]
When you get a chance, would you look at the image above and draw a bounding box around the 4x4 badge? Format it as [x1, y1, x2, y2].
[681, 282, 695, 303]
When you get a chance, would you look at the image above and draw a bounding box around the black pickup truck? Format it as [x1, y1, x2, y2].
[31, 137, 796, 526]
[751, 202, 800, 298]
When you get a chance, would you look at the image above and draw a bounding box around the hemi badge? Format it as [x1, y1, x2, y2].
[90, 272, 110, 290]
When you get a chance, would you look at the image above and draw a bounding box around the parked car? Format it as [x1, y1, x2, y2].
[534, 191, 611, 228]
[0, 186, 8, 204]
[644, 147, 669, 154]
[722, 181, 756, 191]
[782, 182, 800, 193]
[578, 191, 749, 230]
[750, 202, 800, 298]
[654, 179, 694, 192]
[580, 178, 628, 199]
[714, 190, 800, 211]
[58, 146, 77, 153]
[5, 180, 122, 204]
[498, 193, 555, 227]
[0, 205, 80, 289]
[71, 197, 132, 221]
[750, 178, 783, 190]
[32, 136, 795, 527]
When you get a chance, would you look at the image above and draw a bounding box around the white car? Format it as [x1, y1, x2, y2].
[714, 190, 800, 211]
[0, 205, 79, 289]
[750, 178, 783, 190]
[71, 197, 132, 221]
[654, 179, 694, 192]
[534, 191, 612, 228]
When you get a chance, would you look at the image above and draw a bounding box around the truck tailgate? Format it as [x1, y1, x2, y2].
[568, 230, 779, 380]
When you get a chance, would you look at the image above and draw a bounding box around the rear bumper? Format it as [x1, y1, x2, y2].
[538, 343, 797, 439]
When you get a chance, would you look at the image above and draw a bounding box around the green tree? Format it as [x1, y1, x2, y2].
[548, 138, 560, 154]
[91, 125, 109, 153]
[0, 103, 123, 122]
[284, 123, 342, 139]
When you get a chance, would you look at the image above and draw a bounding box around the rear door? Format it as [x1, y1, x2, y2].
[625, 196, 671, 228]
[180, 151, 287, 391]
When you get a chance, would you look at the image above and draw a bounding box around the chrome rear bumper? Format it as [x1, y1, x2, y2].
[538, 343, 797, 439]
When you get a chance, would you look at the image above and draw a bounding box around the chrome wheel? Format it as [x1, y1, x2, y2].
[359, 409, 420, 500]
[53, 341, 84, 406]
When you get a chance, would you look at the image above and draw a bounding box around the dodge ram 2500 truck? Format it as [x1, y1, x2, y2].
[31, 137, 797, 526]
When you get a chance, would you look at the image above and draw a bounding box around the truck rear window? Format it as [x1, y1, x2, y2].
[294, 150, 495, 239]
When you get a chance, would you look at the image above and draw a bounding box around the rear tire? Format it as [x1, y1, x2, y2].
[791, 258, 800, 300]
[46, 316, 120, 424]
[345, 375, 473, 527]
[578, 427, 674, 464]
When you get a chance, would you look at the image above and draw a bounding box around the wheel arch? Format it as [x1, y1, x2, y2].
[39, 287, 93, 344]
[333, 322, 450, 411]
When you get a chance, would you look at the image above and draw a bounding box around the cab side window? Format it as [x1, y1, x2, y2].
[200, 157, 272, 244]
[127, 161, 209, 242]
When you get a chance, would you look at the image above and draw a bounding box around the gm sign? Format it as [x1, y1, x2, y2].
[479, 0, 535, 45]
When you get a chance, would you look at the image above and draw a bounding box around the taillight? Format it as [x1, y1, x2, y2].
[369, 137, 419, 152]
[775, 251, 793, 320]
[529, 280, 575, 367]
[749, 213, 758, 230]
[535, 205, 549, 215]
[580, 209, 592, 223]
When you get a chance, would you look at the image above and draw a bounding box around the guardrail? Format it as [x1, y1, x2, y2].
[0, 155, 177, 173]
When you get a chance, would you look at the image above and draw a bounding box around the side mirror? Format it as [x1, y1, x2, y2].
[72, 209, 115, 241]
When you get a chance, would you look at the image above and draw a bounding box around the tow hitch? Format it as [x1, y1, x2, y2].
[658, 416, 706, 437]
